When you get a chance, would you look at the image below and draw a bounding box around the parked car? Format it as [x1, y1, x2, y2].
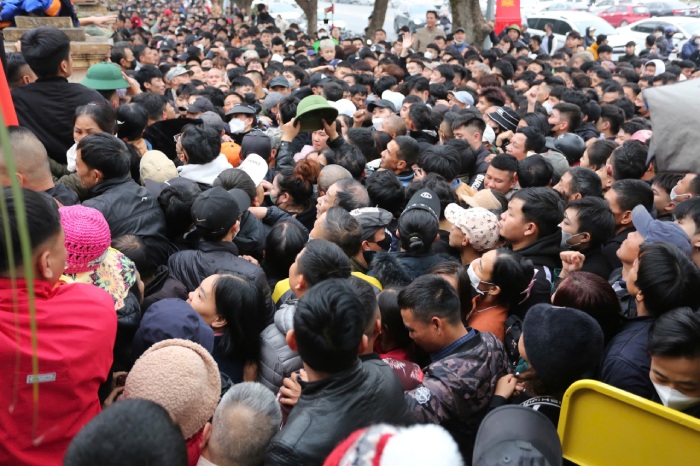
[526, 11, 618, 47]
[598, 4, 651, 27]
[589, 0, 620, 14]
[639, 0, 700, 17]
[543, 2, 591, 12]
[608, 16, 700, 55]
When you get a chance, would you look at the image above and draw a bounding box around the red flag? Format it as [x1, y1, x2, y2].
[325, 4, 334, 14]
[0, 60, 18, 126]
[494, 0, 522, 35]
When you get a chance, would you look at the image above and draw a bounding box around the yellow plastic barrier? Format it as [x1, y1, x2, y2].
[558, 380, 700, 465]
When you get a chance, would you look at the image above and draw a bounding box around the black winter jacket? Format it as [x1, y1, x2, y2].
[233, 211, 266, 261]
[83, 176, 169, 268]
[512, 230, 563, 315]
[265, 359, 414, 466]
[368, 251, 459, 287]
[11, 77, 106, 164]
[167, 239, 275, 325]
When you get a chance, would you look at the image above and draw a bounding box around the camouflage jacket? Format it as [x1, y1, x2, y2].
[405, 330, 509, 458]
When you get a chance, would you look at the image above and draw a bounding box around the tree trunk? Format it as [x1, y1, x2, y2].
[367, 0, 390, 41]
[450, 0, 491, 49]
[296, 0, 319, 37]
[235, 0, 254, 18]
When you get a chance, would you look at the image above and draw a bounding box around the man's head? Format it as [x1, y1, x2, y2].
[484, 154, 518, 195]
[648, 307, 700, 410]
[63, 399, 187, 466]
[500, 187, 564, 249]
[652, 173, 684, 219]
[178, 124, 222, 166]
[508, 127, 546, 161]
[288, 239, 352, 297]
[604, 179, 653, 234]
[397, 275, 462, 353]
[560, 197, 615, 251]
[548, 102, 582, 136]
[76, 133, 130, 190]
[202, 382, 281, 466]
[0, 187, 65, 284]
[288, 278, 367, 373]
[20, 27, 72, 79]
[671, 173, 700, 203]
[608, 140, 648, 183]
[311, 207, 363, 257]
[0, 127, 52, 190]
[554, 167, 604, 203]
[425, 10, 439, 29]
[452, 114, 487, 150]
[445, 204, 500, 253]
[316, 178, 369, 217]
[674, 197, 700, 267]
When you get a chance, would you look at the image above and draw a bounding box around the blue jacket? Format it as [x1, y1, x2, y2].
[600, 316, 655, 399]
[681, 40, 699, 60]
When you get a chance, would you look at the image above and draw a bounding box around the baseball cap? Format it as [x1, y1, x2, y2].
[264, 91, 284, 112]
[268, 76, 291, 89]
[367, 99, 397, 114]
[454, 27, 465, 33]
[473, 405, 562, 466]
[350, 207, 393, 241]
[183, 98, 214, 114]
[309, 73, 330, 87]
[331, 98, 357, 118]
[238, 154, 268, 186]
[241, 132, 272, 160]
[444, 204, 499, 252]
[198, 111, 227, 133]
[226, 104, 258, 116]
[402, 188, 441, 221]
[448, 91, 474, 107]
[631, 205, 692, 256]
[487, 106, 519, 133]
[460, 189, 502, 211]
[166, 66, 194, 81]
[82, 62, 130, 90]
[191, 187, 241, 237]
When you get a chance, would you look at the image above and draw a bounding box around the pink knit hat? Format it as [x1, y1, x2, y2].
[123, 339, 221, 439]
[59, 205, 112, 274]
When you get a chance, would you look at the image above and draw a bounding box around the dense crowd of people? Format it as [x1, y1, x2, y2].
[2, 1, 700, 465]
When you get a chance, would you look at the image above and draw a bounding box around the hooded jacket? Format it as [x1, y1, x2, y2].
[257, 301, 302, 391]
[265, 359, 414, 466]
[83, 175, 169, 268]
[167, 239, 275, 325]
[177, 154, 233, 186]
[368, 251, 459, 287]
[575, 121, 600, 142]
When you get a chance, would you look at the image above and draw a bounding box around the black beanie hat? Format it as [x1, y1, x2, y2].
[522, 304, 604, 394]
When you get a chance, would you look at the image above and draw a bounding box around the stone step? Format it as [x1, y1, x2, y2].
[14, 16, 74, 28]
[3, 27, 86, 42]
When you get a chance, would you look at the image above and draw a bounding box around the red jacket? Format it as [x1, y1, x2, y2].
[0, 279, 117, 465]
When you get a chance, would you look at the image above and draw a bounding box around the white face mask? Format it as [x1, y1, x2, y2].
[542, 101, 554, 115]
[372, 117, 384, 131]
[424, 52, 434, 60]
[229, 118, 246, 134]
[670, 186, 692, 202]
[653, 382, 700, 411]
[467, 262, 486, 295]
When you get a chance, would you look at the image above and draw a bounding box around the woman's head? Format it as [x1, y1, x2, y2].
[627, 242, 700, 318]
[377, 287, 412, 349]
[270, 159, 320, 210]
[397, 209, 438, 254]
[469, 248, 535, 311]
[263, 221, 308, 281]
[116, 103, 149, 142]
[552, 271, 621, 343]
[187, 273, 267, 362]
[74, 102, 117, 143]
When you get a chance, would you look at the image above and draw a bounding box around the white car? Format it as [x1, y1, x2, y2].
[525, 11, 618, 47]
[608, 16, 700, 56]
[253, 2, 304, 24]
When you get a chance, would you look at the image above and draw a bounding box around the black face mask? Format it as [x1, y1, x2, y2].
[374, 230, 393, 251]
[244, 93, 256, 105]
